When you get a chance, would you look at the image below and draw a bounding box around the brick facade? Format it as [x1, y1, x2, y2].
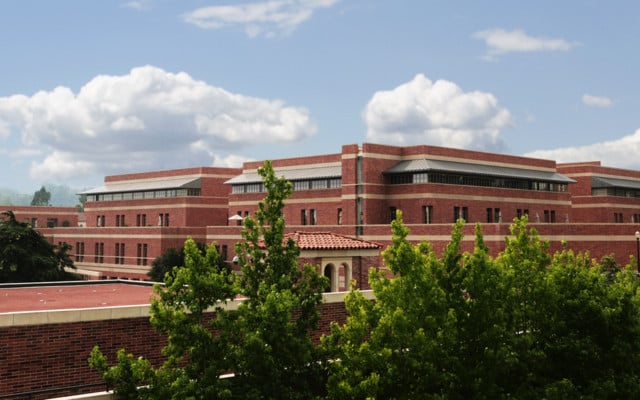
[36, 142, 640, 281]
[0, 292, 359, 399]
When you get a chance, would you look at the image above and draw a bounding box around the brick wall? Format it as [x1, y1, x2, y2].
[0, 293, 362, 399]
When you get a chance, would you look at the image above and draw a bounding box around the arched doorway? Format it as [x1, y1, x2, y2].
[323, 263, 337, 292]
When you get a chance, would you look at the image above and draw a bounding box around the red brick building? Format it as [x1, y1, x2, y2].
[0, 205, 78, 228]
[41, 143, 640, 282]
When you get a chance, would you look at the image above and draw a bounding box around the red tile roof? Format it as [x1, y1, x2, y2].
[284, 231, 381, 250]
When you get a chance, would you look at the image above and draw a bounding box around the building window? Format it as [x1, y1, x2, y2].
[486, 208, 500, 223]
[301, 209, 307, 225]
[454, 206, 468, 222]
[390, 207, 397, 223]
[423, 205, 433, 224]
[136, 214, 146, 226]
[544, 210, 550, 223]
[115, 243, 125, 264]
[116, 214, 125, 227]
[94, 242, 104, 263]
[614, 212, 624, 223]
[633, 213, 640, 223]
[137, 243, 148, 266]
[158, 213, 170, 227]
[310, 209, 317, 225]
[75, 242, 85, 262]
[337, 208, 343, 225]
[516, 209, 529, 219]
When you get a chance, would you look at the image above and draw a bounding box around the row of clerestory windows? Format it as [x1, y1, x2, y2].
[388, 172, 568, 192]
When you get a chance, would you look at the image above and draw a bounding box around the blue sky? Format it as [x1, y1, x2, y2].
[1, 0, 639, 193]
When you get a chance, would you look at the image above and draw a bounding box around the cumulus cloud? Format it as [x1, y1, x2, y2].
[363, 74, 512, 152]
[182, 0, 339, 37]
[524, 129, 640, 169]
[472, 28, 575, 60]
[582, 94, 613, 108]
[0, 65, 316, 183]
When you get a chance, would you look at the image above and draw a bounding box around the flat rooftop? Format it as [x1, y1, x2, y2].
[0, 281, 156, 313]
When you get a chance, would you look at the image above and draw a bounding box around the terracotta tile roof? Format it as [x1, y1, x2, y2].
[284, 231, 381, 251]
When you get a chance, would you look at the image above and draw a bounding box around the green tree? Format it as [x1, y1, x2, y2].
[147, 242, 229, 282]
[90, 161, 327, 399]
[0, 210, 76, 282]
[30, 185, 51, 206]
[228, 160, 328, 399]
[324, 214, 640, 399]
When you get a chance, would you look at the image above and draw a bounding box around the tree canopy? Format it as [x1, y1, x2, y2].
[0, 210, 76, 282]
[323, 213, 640, 399]
[90, 186, 640, 399]
[90, 160, 328, 399]
[30, 185, 51, 206]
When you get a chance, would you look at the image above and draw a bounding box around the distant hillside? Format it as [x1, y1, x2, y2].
[0, 184, 82, 207]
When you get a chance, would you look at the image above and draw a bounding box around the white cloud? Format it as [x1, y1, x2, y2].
[121, 0, 152, 11]
[363, 74, 512, 152]
[582, 94, 613, 108]
[472, 28, 575, 60]
[0, 65, 317, 183]
[524, 129, 640, 169]
[182, 0, 340, 37]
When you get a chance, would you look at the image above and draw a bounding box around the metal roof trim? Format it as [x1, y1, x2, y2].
[80, 177, 202, 195]
[591, 176, 640, 190]
[225, 165, 342, 185]
[383, 159, 575, 184]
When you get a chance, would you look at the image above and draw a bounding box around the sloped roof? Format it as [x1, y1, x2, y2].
[591, 176, 640, 190]
[225, 165, 341, 185]
[285, 231, 380, 251]
[384, 159, 575, 184]
[80, 177, 202, 195]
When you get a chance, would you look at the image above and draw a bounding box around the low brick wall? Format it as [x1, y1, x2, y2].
[0, 291, 370, 399]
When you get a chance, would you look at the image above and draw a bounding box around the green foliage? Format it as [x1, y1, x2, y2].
[147, 242, 230, 282]
[89, 346, 153, 400]
[229, 160, 328, 399]
[324, 213, 640, 399]
[0, 210, 76, 282]
[30, 185, 51, 206]
[90, 161, 327, 399]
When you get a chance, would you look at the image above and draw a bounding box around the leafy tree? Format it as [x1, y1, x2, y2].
[90, 161, 327, 399]
[147, 242, 229, 282]
[228, 160, 328, 399]
[30, 185, 51, 206]
[0, 210, 76, 282]
[324, 214, 640, 399]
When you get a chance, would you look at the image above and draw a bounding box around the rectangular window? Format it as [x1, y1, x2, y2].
[136, 214, 141, 227]
[494, 208, 501, 223]
[301, 209, 307, 225]
[544, 210, 550, 223]
[390, 207, 397, 223]
[486, 208, 493, 223]
[423, 205, 433, 224]
[137, 244, 142, 265]
[142, 244, 148, 266]
[454, 206, 468, 222]
[115, 243, 121, 264]
[337, 208, 343, 225]
[550, 210, 556, 223]
[311, 179, 328, 189]
[310, 209, 317, 225]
